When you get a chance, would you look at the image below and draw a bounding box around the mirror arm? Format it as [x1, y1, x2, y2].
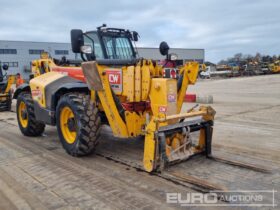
[81, 53, 87, 62]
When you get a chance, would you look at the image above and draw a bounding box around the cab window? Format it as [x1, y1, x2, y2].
[83, 32, 104, 59]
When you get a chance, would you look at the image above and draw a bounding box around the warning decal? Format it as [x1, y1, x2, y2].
[106, 69, 122, 92]
[32, 88, 43, 101]
[168, 94, 176, 102]
[158, 106, 167, 113]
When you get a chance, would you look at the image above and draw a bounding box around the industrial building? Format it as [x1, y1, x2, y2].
[0, 40, 204, 79]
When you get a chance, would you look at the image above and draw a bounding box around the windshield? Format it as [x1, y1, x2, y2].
[102, 36, 134, 59]
[84, 31, 135, 60]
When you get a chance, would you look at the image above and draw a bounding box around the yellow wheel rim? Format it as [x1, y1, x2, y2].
[60, 106, 77, 144]
[18, 101, 28, 128]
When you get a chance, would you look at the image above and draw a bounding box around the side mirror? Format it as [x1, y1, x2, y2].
[132, 31, 138, 41]
[159, 41, 169, 56]
[71, 29, 84, 53]
[2, 64, 9, 71]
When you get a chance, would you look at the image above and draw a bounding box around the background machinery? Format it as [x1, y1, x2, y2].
[269, 60, 280, 73]
[0, 63, 16, 111]
[14, 25, 215, 172]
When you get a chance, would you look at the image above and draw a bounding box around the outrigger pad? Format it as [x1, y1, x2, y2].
[81, 61, 103, 91]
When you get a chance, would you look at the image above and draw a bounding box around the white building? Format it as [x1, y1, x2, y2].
[0, 40, 204, 79]
[137, 47, 204, 63]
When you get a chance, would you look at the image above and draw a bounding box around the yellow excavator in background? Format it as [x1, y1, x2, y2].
[0, 63, 16, 111]
[14, 25, 215, 172]
[269, 60, 280, 73]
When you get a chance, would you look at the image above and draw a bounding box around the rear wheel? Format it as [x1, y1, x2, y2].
[6, 91, 12, 111]
[0, 91, 11, 111]
[16, 92, 45, 136]
[6, 97, 12, 111]
[56, 93, 101, 156]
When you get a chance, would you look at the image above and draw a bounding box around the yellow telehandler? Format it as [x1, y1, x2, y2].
[0, 63, 16, 111]
[14, 25, 215, 172]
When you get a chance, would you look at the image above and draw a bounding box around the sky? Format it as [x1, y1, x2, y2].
[0, 0, 279, 62]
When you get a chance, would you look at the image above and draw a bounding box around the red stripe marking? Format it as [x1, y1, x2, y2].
[184, 93, 196, 102]
[52, 67, 86, 82]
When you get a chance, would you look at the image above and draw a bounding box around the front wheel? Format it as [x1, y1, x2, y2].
[56, 93, 101, 156]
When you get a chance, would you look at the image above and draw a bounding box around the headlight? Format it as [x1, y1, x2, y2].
[169, 53, 178, 61]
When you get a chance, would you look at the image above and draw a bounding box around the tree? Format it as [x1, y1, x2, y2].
[254, 52, 261, 63]
[262, 55, 272, 62]
[233, 53, 242, 63]
[218, 59, 226, 65]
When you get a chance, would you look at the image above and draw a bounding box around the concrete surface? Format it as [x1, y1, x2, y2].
[0, 74, 279, 209]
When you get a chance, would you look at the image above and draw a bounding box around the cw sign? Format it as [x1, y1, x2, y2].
[106, 69, 122, 92]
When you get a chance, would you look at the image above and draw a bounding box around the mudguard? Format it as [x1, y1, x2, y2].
[50, 82, 89, 111]
[13, 84, 31, 99]
[34, 82, 89, 125]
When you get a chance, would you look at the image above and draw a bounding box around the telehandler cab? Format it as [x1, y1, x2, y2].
[14, 24, 215, 172]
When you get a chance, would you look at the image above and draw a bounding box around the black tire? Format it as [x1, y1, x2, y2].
[6, 91, 12, 111]
[6, 97, 12, 111]
[16, 92, 45, 136]
[0, 102, 9, 112]
[0, 92, 11, 112]
[56, 93, 101, 156]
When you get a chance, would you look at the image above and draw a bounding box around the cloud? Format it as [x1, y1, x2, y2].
[0, 0, 279, 62]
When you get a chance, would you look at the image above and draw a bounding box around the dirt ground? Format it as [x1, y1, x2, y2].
[0, 74, 279, 210]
